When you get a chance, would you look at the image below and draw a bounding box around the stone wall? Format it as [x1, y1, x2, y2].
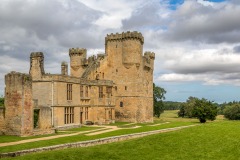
[4, 72, 33, 136]
[0, 108, 5, 134]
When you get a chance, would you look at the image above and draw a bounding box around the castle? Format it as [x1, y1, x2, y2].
[0, 31, 155, 136]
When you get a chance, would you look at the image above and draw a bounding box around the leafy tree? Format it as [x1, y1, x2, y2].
[0, 96, 4, 107]
[153, 83, 166, 118]
[178, 97, 198, 118]
[164, 101, 182, 110]
[223, 104, 240, 120]
[192, 98, 218, 123]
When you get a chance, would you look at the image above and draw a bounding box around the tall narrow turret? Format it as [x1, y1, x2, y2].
[29, 52, 45, 80]
[69, 48, 87, 77]
[61, 61, 68, 75]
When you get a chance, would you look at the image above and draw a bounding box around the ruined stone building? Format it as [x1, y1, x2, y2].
[0, 31, 155, 136]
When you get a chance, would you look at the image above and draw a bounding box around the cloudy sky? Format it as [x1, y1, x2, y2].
[1, 0, 240, 103]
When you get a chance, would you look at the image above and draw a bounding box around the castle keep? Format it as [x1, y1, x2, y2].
[0, 31, 155, 136]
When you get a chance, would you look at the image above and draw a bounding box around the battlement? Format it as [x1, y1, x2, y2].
[105, 31, 144, 44]
[30, 52, 44, 58]
[69, 48, 86, 56]
[61, 61, 68, 66]
[144, 52, 155, 60]
[5, 71, 31, 85]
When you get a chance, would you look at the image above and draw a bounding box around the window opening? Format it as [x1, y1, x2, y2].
[67, 84, 73, 100]
[34, 109, 40, 128]
[99, 86, 103, 98]
[120, 102, 123, 107]
[64, 107, 74, 124]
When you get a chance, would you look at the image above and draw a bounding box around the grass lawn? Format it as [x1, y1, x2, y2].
[3, 119, 240, 159]
[1, 110, 235, 159]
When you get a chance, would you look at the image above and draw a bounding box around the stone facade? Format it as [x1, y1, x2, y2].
[0, 31, 155, 136]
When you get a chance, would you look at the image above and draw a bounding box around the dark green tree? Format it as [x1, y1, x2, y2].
[153, 83, 166, 118]
[223, 104, 240, 120]
[0, 96, 4, 107]
[192, 98, 218, 123]
[178, 97, 198, 118]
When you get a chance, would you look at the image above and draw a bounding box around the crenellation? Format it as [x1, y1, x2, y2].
[69, 48, 86, 57]
[105, 31, 144, 44]
[144, 51, 155, 60]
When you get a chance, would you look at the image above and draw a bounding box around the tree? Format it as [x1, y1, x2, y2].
[223, 104, 240, 120]
[0, 96, 4, 107]
[192, 98, 218, 123]
[153, 83, 166, 118]
[178, 97, 198, 118]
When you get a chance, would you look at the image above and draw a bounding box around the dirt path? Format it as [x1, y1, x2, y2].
[85, 125, 141, 136]
[148, 122, 170, 126]
[0, 125, 139, 147]
[0, 127, 106, 147]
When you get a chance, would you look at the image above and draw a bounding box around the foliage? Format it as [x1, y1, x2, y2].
[0, 96, 4, 107]
[178, 97, 218, 123]
[9, 121, 240, 160]
[192, 98, 218, 123]
[178, 97, 198, 118]
[163, 101, 182, 110]
[223, 104, 240, 120]
[218, 101, 240, 115]
[153, 83, 166, 118]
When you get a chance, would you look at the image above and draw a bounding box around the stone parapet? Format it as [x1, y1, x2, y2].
[69, 48, 87, 57]
[105, 31, 144, 44]
[30, 52, 44, 58]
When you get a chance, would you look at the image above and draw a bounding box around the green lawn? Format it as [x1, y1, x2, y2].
[3, 120, 240, 160]
[2, 110, 231, 159]
[0, 121, 192, 153]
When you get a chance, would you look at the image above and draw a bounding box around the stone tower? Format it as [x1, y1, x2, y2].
[4, 72, 33, 136]
[29, 52, 45, 80]
[104, 31, 154, 122]
[69, 48, 87, 77]
[61, 61, 68, 75]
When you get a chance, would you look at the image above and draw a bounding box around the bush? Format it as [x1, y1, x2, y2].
[223, 104, 240, 120]
[192, 99, 218, 123]
[178, 97, 196, 118]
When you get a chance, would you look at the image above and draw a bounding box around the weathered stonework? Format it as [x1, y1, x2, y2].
[0, 31, 155, 136]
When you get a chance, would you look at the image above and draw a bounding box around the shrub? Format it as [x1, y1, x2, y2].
[223, 104, 240, 120]
[192, 99, 218, 123]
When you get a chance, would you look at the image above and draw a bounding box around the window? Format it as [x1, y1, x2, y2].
[34, 109, 40, 128]
[64, 107, 74, 124]
[67, 84, 72, 100]
[109, 110, 112, 120]
[120, 102, 123, 107]
[80, 85, 84, 98]
[85, 86, 88, 97]
[99, 86, 103, 98]
[85, 107, 89, 120]
[106, 87, 112, 98]
[125, 86, 127, 90]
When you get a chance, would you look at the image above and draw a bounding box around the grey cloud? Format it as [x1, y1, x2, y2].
[233, 45, 240, 53]
[168, 64, 240, 74]
[122, 1, 167, 30]
[162, 1, 240, 44]
[0, 0, 106, 78]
